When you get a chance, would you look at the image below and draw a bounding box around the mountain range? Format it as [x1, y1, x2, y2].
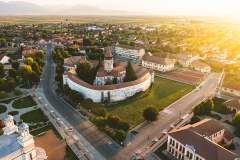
[0, 1, 150, 15]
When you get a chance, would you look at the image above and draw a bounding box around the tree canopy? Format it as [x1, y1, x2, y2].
[143, 105, 159, 123]
[123, 60, 137, 82]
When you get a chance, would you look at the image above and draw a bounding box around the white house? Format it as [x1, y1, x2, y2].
[114, 44, 145, 60]
[0, 56, 10, 64]
[142, 52, 175, 72]
[190, 60, 211, 73]
[222, 81, 240, 97]
[175, 53, 195, 67]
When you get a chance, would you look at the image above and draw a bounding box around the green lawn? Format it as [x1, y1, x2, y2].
[0, 97, 16, 104]
[8, 111, 19, 116]
[106, 77, 195, 128]
[30, 124, 62, 139]
[20, 109, 45, 123]
[65, 145, 79, 160]
[154, 142, 170, 160]
[212, 97, 228, 115]
[0, 105, 7, 114]
[12, 96, 35, 109]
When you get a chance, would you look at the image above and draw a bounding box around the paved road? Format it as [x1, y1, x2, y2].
[38, 43, 221, 160]
[37, 43, 124, 160]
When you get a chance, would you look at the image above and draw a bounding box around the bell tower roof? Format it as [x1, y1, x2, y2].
[105, 45, 113, 59]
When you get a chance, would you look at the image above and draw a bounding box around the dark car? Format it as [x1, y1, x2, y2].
[131, 130, 139, 134]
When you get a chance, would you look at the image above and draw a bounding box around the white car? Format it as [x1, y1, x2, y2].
[69, 127, 73, 132]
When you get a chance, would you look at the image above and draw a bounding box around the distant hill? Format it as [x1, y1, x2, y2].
[0, 1, 150, 15]
[0, 1, 52, 14]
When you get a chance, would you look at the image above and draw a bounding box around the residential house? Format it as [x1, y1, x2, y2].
[63, 56, 87, 70]
[223, 99, 240, 113]
[222, 81, 240, 97]
[167, 119, 238, 160]
[190, 60, 211, 73]
[142, 52, 174, 72]
[175, 53, 195, 67]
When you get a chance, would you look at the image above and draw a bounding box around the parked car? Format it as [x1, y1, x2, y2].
[131, 130, 139, 134]
[69, 127, 73, 132]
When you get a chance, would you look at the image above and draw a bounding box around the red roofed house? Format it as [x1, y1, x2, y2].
[22, 49, 38, 57]
[167, 119, 237, 160]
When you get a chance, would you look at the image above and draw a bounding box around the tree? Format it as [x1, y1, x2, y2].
[62, 51, 68, 58]
[114, 130, 126, 142]
[19, 65, 32, 82]
[42, 33, 48, 38]
[124, 60, 137, 82]
[143, 105, 159, 123]
[163, 45, 173, 53]
[31, 61, 40, 74]
[24, 57, 33, 65]
[174, 46, 183, 54]
[55, 88, 62, 95]
[28, 71, 40, 83]
[0, 91, 8, 99]
[68, 90, 77, 99]
[105, 81, 111, 85]
[156, 38, 161, 44]
[116, 121, 129, 132]
[64, 87, 71, 96]
[76, 61, 92, 83]
[96, 58, 103, 71]
[113, 77, 117, 84]
[190, 115, 202, 124]
[193, 104, 200, 115]
[82, 98, 94, 110]
[98, 107, 107, 117]
[12, 61, 20, 70]
[8, 68, 17, 79]
[36, 50, 45, 59]
[220, 104, 229, 114]
[55, 74, 62, 82]
[205, 98, 214, 112]
[73, 93, 84, 103]
[232, 113, 240, 129]
[108, 115, 121, 128]
[0, 63, 3, 75]
[93, 116, 107, 129]
[129, 41, 136, 47]
[14, 89, 22, 96]
[7, 80, 15, 91]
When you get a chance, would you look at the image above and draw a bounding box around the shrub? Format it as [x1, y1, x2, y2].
[55, 88, 63, 95]
[190, 115, 202, 124]
[64, 87, 71, 96]
[108, 115, 121, 128]
[97, 107, 107, 117]
[116, 121, 130, 132]
[14, 89, 22, 96]
[82, 98, 94, 110]
[114, 129, 126, 142]
[220, 104, 229, 114]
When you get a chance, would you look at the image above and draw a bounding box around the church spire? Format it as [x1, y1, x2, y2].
[105, 45, 113, 59]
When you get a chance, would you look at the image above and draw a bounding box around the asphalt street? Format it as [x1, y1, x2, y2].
[38, 43, 221, 160]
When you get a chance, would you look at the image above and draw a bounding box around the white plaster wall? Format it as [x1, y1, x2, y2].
[66, 75, 151, 102]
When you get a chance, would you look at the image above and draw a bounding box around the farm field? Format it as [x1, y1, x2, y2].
[106, 77, 195, 128]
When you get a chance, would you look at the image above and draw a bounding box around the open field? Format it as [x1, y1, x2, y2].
[106, 77, 195, 128]
[0, 15, 181, 24]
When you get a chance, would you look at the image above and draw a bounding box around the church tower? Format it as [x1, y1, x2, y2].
[104, 45, 113, 73]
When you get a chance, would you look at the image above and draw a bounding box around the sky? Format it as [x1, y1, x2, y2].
[2, 0, 240, 15]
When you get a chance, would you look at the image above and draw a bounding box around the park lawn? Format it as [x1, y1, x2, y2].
[20, 109, 45, 123]
[30, 124, 62, 139]
[106, 77, 195, 128]
[65, 145, 79, 160]
[0, 105, 7, 114]
[12, 96, 35, 109]
[8, 111, 19, 116]
[0, 97, 17, 104]
[154, 142, 170, 160]
[212, 97, 228, 115]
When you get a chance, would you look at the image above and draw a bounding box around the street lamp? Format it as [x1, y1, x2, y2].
[147, 131, 149, 148]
